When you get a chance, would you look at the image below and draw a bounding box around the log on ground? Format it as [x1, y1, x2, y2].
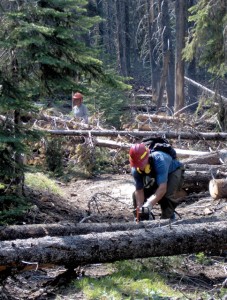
[0, 221, 226, 270]
[182, 170, 226, 192]
[46, 129, 227, 141]
[182, 150, 227, 165]
[0, 216, 226, 241]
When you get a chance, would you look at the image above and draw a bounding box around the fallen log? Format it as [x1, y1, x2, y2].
[182, 150, 227, 165]
[121, 105, 157, 112]
[185, 77, 227, 104]
[95, 138, 210, 156]
[182, 170, 227, 192]
[0, 216, 226, 241]
[136, 114, 180, 124]
[0, 221, 226, 270]
[46, 129, 227, 140]
[185, 164, 227, 172]
[184, 171, 226, 183]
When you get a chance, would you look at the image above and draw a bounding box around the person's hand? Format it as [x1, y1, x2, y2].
[142, 200, 153, 210]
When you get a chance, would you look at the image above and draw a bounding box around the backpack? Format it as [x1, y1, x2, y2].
[142, 136, 177, 159]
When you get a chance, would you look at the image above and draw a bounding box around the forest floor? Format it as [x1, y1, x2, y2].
[0, 172, 227, 299]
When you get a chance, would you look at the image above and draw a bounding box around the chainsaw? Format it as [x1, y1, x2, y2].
[135, 207, 155, 222]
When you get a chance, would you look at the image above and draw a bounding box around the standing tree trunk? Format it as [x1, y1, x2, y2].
[157, 0, 170, 110]
[146, 0, 160, 101]
[174, 0, 186, 113]
[115, 0, 128, 76]
[186, 0, 198, 112]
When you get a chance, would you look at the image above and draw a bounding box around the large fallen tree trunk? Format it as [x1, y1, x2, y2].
[46, 129, 227, 140]
[185, 77, 227, 104]
[185, 164, 227, 172]
[95, 138, 211, 157]
[184, 171, 226, 183]
[183, 170, 226, 192]
[182, 151, 227, 165]
[0, 221, 226, 270]
[0, 216, 225, 241]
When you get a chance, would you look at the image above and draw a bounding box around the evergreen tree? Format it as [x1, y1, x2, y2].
[183, 0, 227, 78]
[0, 0, 125, 193]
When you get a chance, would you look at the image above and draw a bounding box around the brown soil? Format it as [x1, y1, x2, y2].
[1, 173, 227, 299]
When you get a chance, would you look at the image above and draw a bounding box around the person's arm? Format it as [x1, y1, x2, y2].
[135, 189, 145, 208]
[145, 182, 167, 208]
[132, 168, 145, 208]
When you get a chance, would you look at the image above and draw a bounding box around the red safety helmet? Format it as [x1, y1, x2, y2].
[73, 92, 83, 101]
[129, 143, 149, 169]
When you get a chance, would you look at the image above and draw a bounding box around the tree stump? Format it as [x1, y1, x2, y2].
[209, 179, 227, 200]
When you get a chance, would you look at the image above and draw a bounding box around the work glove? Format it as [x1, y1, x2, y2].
[142, 200, 153, 210]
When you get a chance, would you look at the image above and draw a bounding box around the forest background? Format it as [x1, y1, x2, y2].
[0, 1, 226, 299]
[0, 0, 226, 219]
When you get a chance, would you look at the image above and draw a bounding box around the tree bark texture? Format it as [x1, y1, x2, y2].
[0, 222, 226, 269]
[46, 129, 227, 141]
[175, 0, 186, 112]
[185, 163, 227, 173]
[0, 216, 226, 241]
[182, 150, 227, 165]
[183, 171, 226, 192]
[157, 0, 170, 109]
[146, 0, 160, 96]
[184, 76, 227, 104]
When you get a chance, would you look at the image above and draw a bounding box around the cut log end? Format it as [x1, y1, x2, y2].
[209, 179, 227, 200]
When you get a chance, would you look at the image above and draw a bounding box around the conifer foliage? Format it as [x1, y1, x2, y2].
[183, 0, 227, 77]
[0, 0, 111, 195]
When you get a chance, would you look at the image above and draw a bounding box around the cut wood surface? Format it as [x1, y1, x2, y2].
[0, 216, 226, 241]
[0, 221, 226, 270]
[209, 179, 227, 200]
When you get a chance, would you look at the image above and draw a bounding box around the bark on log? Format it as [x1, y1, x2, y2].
[183, 170, 227, 192]
[0, 221, 226, 270]
[1, 216, 226, 241]
[185, 77, 227, 104]
[185, 164, 227, 172]
[121, 105, 157, 112]
[46, 129, 227, 140]
[136, 114, 180, 123]
[184, 171, 226, 182]
[95, 138, 211, 157]
[182, 151, 227, 165]
[182, 171, 224, 192]
[209, 179, 227, 200]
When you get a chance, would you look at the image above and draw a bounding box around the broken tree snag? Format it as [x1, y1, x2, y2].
[209, 179, 227, 200]
[1, 217, 226, 241]
[0, 222, 226, 270]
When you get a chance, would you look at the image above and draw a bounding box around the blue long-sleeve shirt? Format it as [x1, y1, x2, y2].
[131, 151, 182, 190]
